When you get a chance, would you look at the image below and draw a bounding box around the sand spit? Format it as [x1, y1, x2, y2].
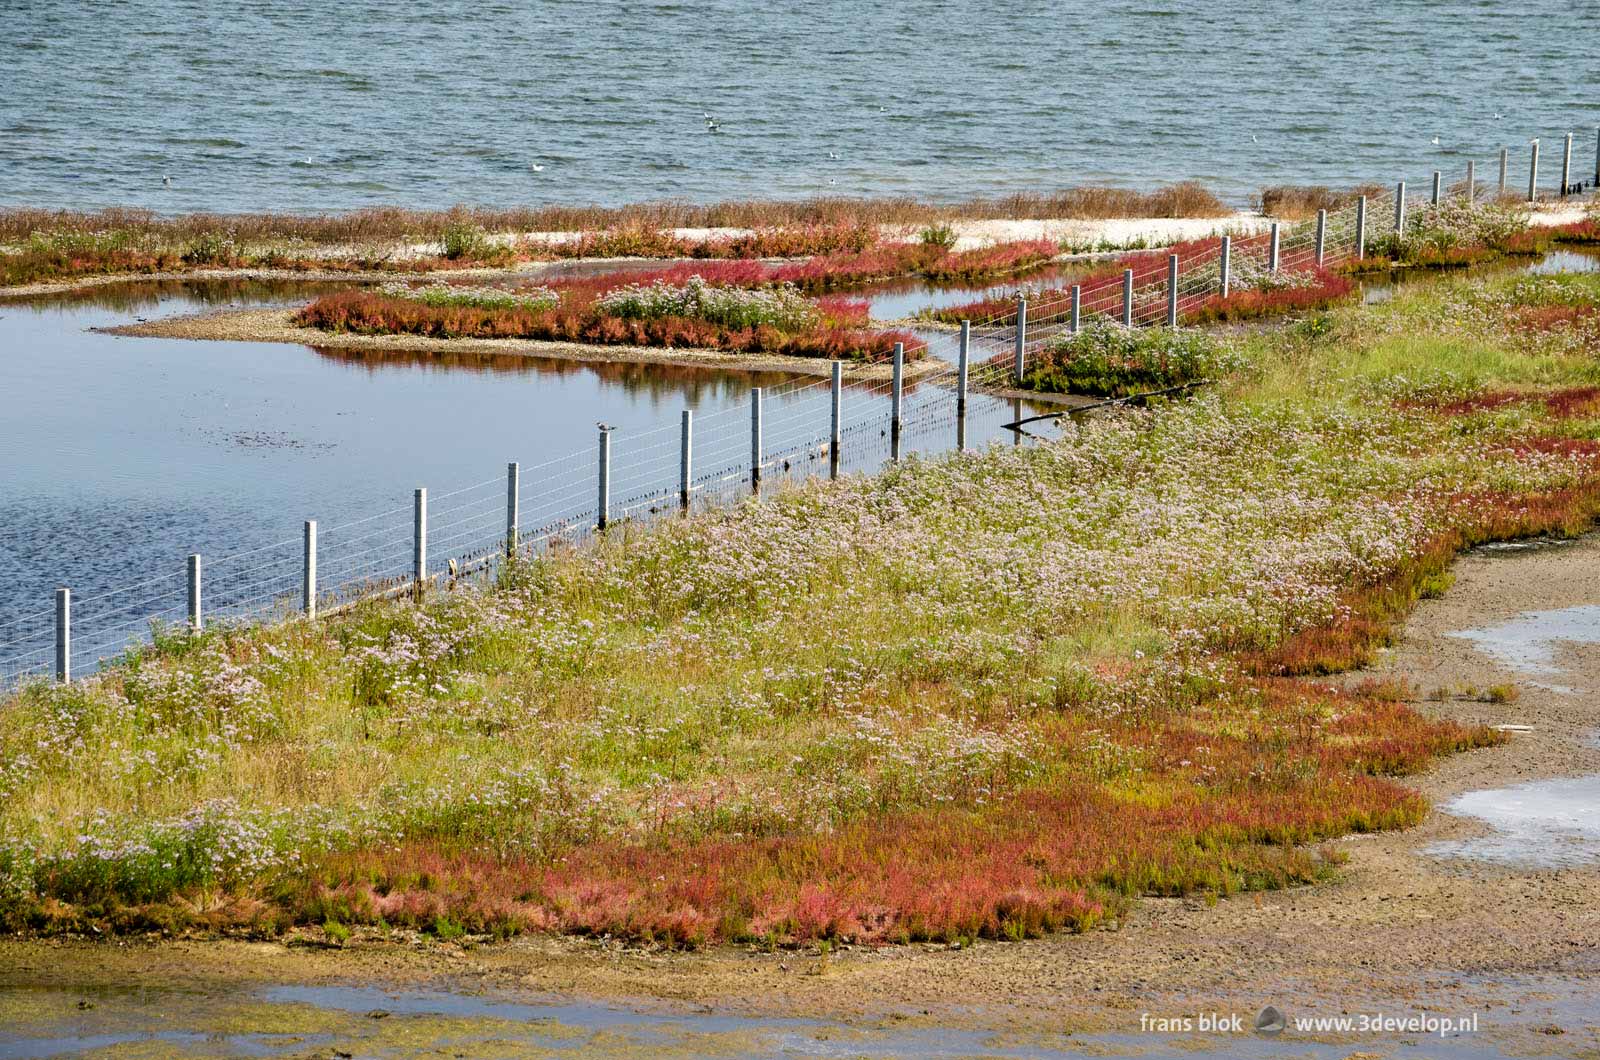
[100, 307, 954, 382]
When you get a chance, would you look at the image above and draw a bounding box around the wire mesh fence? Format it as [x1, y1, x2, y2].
[2, 147, 1580, 690]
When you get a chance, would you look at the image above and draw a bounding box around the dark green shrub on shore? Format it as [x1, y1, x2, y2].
[1017, 323, 1238, 397]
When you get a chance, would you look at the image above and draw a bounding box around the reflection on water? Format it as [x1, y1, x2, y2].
[0, 279, 1055, 680]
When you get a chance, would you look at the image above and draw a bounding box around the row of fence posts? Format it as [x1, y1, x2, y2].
[39, 136, 1600, 682]
[44, 206, 1306, 682]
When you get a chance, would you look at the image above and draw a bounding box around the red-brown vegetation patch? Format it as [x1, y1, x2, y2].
[295, 289, 917, 362]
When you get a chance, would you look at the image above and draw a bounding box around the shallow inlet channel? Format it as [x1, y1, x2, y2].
[0, 277, 1070, 678]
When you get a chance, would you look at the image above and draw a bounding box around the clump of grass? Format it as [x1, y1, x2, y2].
[919, 223, 958, 250]
[1012, 323, 1238, 396]
[1259, 184, 1384, 221]
[439, 222, 511, 264]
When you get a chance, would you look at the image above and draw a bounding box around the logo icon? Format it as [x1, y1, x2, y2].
[1255, 1005, 1287, 1037]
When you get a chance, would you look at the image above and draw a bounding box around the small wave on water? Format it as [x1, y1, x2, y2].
[0, 0, 1597, 212]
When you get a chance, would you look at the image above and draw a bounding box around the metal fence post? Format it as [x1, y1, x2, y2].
[1431, 170, 1442, 205]
[1166, 254, 1179, 326]
[1120, 268, 1133, 326]
[1069, 285, 1081, 333]
[679, 410, 692, 511]
[597, 427, 611, 530]
[750, 387, 763, 493]
[303, 520, 317, 618]
[956, 322, 970, 410]
[413, 488, 427, 600]
[1466, 160, 1476, 203]
[55, 587, 70, 683]
[505, 461, 520, 557]
[184, 553, 201, 633]
[1268, 222, 1280, 272]
[1355, 196, 1367, 259]
[1013, 298, 1027, 384]
[1528, 139, 1540, 202]
[1561, 131, 1573, 196]
[1594, 126, 1600, 188]
[1499, 147, 1509, 197]
[1314, 209, 1327, 265]
[1219, 235, 1232, 297]
[1394, 181, 1406, 232]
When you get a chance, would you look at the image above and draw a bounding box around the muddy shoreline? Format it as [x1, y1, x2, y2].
[4, 533, 1599, 1055]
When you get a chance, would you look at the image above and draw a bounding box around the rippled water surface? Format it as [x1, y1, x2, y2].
[4, 0, 1599, 212]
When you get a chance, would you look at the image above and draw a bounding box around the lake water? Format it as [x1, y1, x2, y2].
[0, 279, 1053, 682]
[3, 0, 1598, 214]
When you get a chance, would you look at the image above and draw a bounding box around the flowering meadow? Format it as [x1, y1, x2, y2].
[7, 269, 1600, 946]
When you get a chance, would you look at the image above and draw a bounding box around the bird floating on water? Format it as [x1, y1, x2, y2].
[1430, 135, 1441, 145]
[162, 175, 171, 186]
[529, 163, 545, 172]
[706, 118, 721, 132]
[827, 150, 840, 160]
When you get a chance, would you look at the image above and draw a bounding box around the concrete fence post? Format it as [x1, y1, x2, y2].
[1394, 181, 1407, 232]
[413, 487, 427, 600]
[1355, 196, 1367, 260]
[829, 361, 842, 475]
[891, 343, 904, 432]
[1013, 297, 1027, 384]
[505, 461, 520, 557]
[1561, 131, 1573, 196]
[55, 587, 70, 683]
[1431, 170, 1442, 205]
[1528, 139, 1540, 202]
[303, 520, 317, 618]
[956, 322, 970, 410]
[750, 387, 763, 493]
[1466, 160, 1476, 204]
[1499, 147, 1509, 197]
[187, 553, 202, 633]
[1219, 235, 1232, 297]
[679, 411, 692, 511]
[1268, 222, 1280, 272]
[1120, 268, 1133, 326]
[1314, 209, 1327, 265]
[832, 363, 844, 454]
[596, 427, 611, 530]
[1166, 254, 1179, 327]
[1069, 285, 1081, 333]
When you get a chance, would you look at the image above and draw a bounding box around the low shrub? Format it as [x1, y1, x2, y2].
[376, 281, 559, 312]
[596, 276, 819, 331]
[1183, 267, 1357, 324]
[296, 289, 916, 362]
[1011, 322, 1238, 396]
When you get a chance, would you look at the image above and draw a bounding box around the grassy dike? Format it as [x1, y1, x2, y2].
[4, 269, 1600, 948]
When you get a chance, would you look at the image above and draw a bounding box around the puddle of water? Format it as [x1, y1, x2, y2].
[1445, 604, 1600, 690]
[4, 978, 1590, 1060]
[1429, 775, 1600, 869]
